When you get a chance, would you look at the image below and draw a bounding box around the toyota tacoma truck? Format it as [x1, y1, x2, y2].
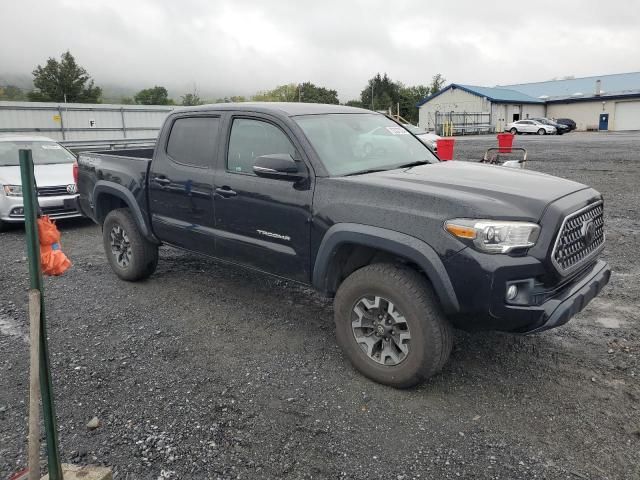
[76, 103, 610, 388]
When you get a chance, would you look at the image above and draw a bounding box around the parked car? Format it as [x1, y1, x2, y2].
[505, 120, 556, 135]
[77, 103, 610, 388]
[402, 124, 441, 152]
[532, 117, 571, 135]
[555, 118, 577, 131]
[0, 136, 81, 231]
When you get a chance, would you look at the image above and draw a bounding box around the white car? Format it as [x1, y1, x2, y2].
[505, 120, 556, 135]
[403, 124, 441, 151]
[0, 136, 81, 230]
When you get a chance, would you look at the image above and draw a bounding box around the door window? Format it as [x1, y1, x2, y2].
[166, 116, 220, 168]
[227, 118, 296, 175]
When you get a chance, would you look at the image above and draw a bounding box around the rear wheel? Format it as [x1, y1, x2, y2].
[102, 208, 158, 281]
[537, 128, 546, 135]
[334, 263, 453, 388]
[509, 127, 518, 134]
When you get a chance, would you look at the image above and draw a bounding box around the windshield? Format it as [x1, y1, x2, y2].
[0, 141, 76, 167]
[294, 113, 438, 176]
[404, 124, 424, 134]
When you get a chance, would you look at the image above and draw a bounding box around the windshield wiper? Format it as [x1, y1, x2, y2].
[343, 168, 390, 176]
[396, 160, 431, 169]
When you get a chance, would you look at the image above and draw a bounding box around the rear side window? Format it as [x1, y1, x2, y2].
[166, 116, 219, 167]
[227, 118, 296, 175]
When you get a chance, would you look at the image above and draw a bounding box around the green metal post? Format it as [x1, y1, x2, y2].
[19, 149, 63, 480]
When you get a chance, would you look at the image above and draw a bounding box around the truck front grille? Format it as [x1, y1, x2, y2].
[38, 185, 73, 196]
[551, 201, 604, 275]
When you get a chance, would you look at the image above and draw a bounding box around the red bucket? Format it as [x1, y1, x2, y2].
[436, 138, 455, 161]
[497, 133, 514, 153]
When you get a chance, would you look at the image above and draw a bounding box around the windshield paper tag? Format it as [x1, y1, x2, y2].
[386, 126, 409, 135]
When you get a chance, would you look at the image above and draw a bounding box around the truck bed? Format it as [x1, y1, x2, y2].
[76, 148, 155, 225]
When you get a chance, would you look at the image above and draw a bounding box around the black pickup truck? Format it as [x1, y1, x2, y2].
[76, 103, 610, 388]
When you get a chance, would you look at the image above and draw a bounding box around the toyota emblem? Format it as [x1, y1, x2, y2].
[67, 184, 78, 194]
[581, 220, 596, 246]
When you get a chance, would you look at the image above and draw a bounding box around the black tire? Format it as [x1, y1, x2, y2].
[509, 127, 518, 135]
[537, 128, 546, 135]
[0, 220, 5, 232]
[102, 208, 158, 281]
[334, 263, 453, 388]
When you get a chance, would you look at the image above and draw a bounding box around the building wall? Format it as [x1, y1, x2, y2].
[491, 104, 546, 131]
[418, 87, 487, 130]
[544, 99, 640, 131]
[546, 101, 612, 131]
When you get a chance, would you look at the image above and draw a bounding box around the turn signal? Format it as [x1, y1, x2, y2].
[445, 223, 477, 239]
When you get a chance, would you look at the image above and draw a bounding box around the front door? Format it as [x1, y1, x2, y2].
[213, 115, 313, 283]
[148, 114, 220, 255]
[598, 113, 609, 131]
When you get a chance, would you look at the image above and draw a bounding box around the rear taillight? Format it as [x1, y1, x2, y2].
[72, 161, 79, 185]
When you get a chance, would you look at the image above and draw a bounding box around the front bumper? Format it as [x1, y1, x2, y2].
[0, 194, 82, 222]
[443, 245, 611, 333]
[505, 260, 610, 333]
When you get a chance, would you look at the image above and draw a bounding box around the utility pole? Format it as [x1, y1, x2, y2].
[371, 84, 374, 110]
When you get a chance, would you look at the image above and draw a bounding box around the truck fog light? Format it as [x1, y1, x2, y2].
[506, 285, 518, 301]
[11, 207, 24, 216]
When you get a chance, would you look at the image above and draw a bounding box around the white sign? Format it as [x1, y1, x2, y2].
[89, 119, 97, 128]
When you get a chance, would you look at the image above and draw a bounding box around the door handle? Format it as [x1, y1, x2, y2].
[215, 186, 237, 198]
[154, 176, 171, 186]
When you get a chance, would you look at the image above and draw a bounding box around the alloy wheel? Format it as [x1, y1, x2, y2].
[109, 224, 132, 268]
[351, 295, 411, 366]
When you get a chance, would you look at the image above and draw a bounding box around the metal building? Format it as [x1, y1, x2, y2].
[500, 72, 640, 131]
[0, 101, 174, 141]
[417, 84, 545, 134]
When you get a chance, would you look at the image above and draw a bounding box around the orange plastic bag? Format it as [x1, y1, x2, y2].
[37, 216, 71, 276]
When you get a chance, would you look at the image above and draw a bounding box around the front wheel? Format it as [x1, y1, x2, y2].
[537, 128, 546, 135]
[102, 208, 158, 281]
[509, 128, 518, 135]
[334, 263, 453, 388]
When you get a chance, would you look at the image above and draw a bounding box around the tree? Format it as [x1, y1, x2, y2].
[120, 97, 135, 105]
[252, 84, 299, 102]
[398, 84, 431, 123]
[134, 86, 173, 105]
[214, 95, 248, 103]
[344, 100, 364, 108]
[28, 51, 102, 103]
[429, 73, 446, 95]
[0, 85, 27, 101]
[360, 73, 400, 112]
[297, 82, 339, 104]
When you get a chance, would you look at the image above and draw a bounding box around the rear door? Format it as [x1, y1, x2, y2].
[213, 113, 314, 283]
[148, 114, 220, 255]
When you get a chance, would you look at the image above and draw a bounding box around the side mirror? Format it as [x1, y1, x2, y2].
[253, 154, 303, 180]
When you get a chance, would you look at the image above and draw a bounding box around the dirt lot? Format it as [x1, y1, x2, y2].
[1, 132, 639, 479]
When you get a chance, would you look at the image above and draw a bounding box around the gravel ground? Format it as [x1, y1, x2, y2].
[1, 131, 639, 480]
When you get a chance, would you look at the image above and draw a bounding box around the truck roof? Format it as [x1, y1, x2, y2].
[174, 102, 371, 117]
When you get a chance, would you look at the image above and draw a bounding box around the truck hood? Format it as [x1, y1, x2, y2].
[339, 160, 589, 221]
[0, 163, 74, 187]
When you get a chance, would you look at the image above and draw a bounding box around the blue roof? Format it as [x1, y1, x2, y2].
[499, 72, 640, 100]
[416, 83, 543, 107]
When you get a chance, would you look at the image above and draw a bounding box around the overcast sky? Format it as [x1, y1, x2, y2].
[2, 0, 639, 101]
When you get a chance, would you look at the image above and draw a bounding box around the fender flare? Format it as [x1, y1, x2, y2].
[312, 223, 460, 314]
[93, 181, 158, 243]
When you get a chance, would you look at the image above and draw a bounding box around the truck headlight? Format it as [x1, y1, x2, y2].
[2, 185, 22, 197]
[445, 219, 540, 253]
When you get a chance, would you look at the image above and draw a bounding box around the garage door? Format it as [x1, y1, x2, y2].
[615, 101, 640, 130]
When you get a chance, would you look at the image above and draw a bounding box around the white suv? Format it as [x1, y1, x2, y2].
[0, 136, 81, 230]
